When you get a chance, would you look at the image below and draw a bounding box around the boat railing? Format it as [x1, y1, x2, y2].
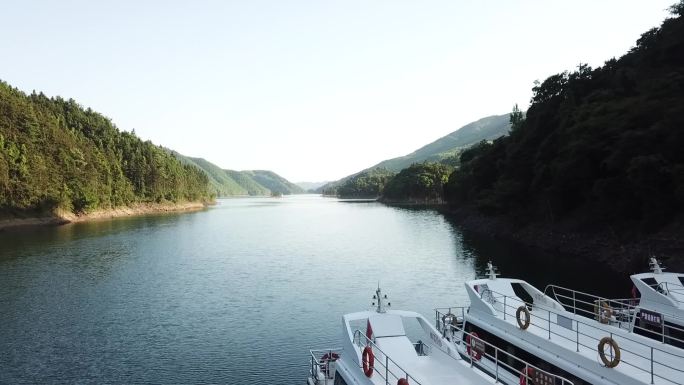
[484, 288, 684, 385]
[544, 284, 684, 346]
[353, 329, 423, 385]
[434, 307, 575, 385]
[308, 348, 343, 385]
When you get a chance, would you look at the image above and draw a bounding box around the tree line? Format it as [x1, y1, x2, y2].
[446, 2, 684, 232]
[330, 1, 684, 228]
[0, 82, 211, 217]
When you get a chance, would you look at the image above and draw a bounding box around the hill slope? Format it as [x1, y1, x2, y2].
[173, 155, 248, 196]
[0, 81, 211, 216]
[319, 113, 510, 195]
[224, 169, 270, 196]
[247, 170, 305, 195]
[170, 154, 302, 196]
[371, 114, 510, 172]
[446, 4, 684, 270]
[296, 181, 328, 192]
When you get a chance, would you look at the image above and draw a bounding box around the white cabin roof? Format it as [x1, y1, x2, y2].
[369, 313, 405, 338]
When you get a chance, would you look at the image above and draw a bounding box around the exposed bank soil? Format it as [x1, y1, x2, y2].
[380, 197, 447, 205]
[0, 202, 208, 231]
[442, 206, 684, 274]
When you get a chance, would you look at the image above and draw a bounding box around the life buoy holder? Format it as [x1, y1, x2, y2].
[598, 337, 621, 368]
[397, 378, 409, 385]
[594, 301, 613, 324]
[320, 352, 339, 361]
[465, 332, 482, 361]
[516, 305, 531, 330]
[519, 367, 534, 385]
[362, 346, 374, 377]
[320, 352, 339, 375]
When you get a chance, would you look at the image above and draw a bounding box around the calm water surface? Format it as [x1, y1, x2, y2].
[0, 195, 623, 384]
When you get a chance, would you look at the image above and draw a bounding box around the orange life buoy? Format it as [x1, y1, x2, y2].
[519, 367, 534, 385]
[362, 346, 374, 377]
[465, 332, 482, 361]
[598, 337, 621, 368]
[397, 378, 409, 385]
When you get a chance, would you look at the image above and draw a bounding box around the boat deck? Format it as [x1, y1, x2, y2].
[470, 286, 684, 385]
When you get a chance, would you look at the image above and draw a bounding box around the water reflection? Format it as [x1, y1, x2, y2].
[0, 196, 629, 384]
[441, 214, 628, 298]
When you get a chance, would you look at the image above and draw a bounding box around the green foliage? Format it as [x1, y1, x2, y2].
[224, 170, 270, 196]
[316, 114, 511, 194]
[509, 104, 525, 133]
[368, 114, 511, 173]
[446, 9, 684, 231]
[248, 170, 304, 195]
[326, 168, 395, 198]
[0, 82, 211, 215]
[382, 162, 453, 203]
[175, 155, 248, 196]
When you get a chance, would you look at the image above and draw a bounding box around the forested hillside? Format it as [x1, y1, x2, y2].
[248, 170, 304, 195]
[172, 153, 302, 196]
[318, 113, 510, 196]
[224, 169, 270, 196]
[371, 114, 510, 172]
[447, 4, 684, 234]
[0, 82, 211, 217]
[323, 168, 395, 198]
[381, 162, 453, 204]
[178, 155, 247, 196]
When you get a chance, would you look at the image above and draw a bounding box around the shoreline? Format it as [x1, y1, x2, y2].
[0, 201, 208, 231]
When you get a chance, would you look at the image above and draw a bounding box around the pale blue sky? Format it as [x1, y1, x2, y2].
[1, 1, 673, 182]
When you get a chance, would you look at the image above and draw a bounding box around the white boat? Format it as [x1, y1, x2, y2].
[307, 287, 575, 385]
[544, 257, 684, 348]
[435, 262, 684, 385]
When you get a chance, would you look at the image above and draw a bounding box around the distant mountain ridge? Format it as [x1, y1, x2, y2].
[171, 152, 303, 197]
[370, 114, 511, 173]
[319, 113, 511, 194]
[296, 181, 328, 192]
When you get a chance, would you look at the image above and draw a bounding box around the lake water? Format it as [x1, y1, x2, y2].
[0, 195, 624, 384]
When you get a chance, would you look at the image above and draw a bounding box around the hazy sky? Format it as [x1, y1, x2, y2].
[1, 1, 674, 182]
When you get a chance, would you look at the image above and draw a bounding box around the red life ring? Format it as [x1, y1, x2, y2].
[519, 367, 534, 385]
[397, 378, 409, 385]
[465, 332, 482, 361]
[362, 346, 374, 377]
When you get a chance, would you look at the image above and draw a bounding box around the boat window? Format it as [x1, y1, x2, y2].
[678, 276, 684, 286]
[334, 371, 348, 385]
[511, 283, 534, 306]
[641, 277, 669, 294]
[665, 321, 684, 349]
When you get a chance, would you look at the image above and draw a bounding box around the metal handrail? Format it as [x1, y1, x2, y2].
[353, 329, 422, 385]
[434, 308, 575, 385]
[544, 285, 684, 345]
[483, 288, 684, 385]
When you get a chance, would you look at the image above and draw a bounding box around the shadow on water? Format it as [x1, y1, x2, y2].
[440, 214, 631, 299]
